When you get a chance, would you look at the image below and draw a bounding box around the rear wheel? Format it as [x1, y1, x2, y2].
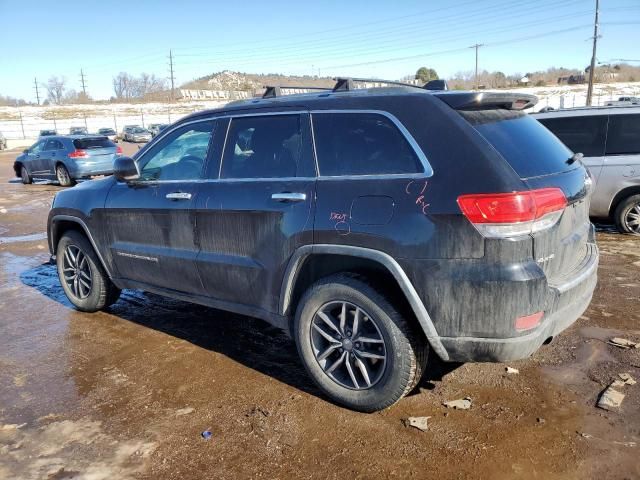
[56, 164, 75, 187]
[294, 274, 428, 412]
[56, 230, 121, 312]
[614, 194, 640, 236]
[20, 166, 32, 184]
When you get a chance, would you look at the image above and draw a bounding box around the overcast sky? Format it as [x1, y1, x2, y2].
[1, 0, 639, 101]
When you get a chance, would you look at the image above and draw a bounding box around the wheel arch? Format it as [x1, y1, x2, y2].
[280, 244, 449, 360]
[13, 161, 24, 177]
[609, 185, 640, 218]
[49, 215, 114, 279]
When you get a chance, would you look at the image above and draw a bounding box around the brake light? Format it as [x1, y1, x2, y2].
[68, 149, 89, 159]
[515, 311, 544, 331]
[457, 188, 566, 238]
[116, 145, 123, 156]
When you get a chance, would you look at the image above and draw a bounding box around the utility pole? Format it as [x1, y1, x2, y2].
[168, 49, 176, 102]
[33, 77, 41, 105]
[586, 0, 600, 106]
[79, 68, 88, 96]
[470, 44, 484, 90]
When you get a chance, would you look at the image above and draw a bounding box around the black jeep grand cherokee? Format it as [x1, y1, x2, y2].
[47, 82, 598, 412]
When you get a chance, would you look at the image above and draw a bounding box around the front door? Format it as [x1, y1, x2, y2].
[194, 113, 316, 314]
[103, 119, 216, 295]
[26, 140, 47, 176]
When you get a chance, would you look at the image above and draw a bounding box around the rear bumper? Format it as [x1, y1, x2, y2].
[439, 241, 598, 362]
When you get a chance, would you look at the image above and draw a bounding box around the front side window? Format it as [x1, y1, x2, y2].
[606, 114, 640, 155]
[312, 112, 422, 176]
[44, 139, 62, 150]
[30, 141, 44, 154]
[139, 121, 214, 181]
[221, 115, 303, 179]
[537, 115, 607, 157]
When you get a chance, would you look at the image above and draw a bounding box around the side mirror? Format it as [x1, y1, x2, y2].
[113, 156, 140, 182]
[23, 148, 29, 154]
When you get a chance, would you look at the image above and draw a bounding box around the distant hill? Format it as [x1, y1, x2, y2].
[181, 71, 336, 93]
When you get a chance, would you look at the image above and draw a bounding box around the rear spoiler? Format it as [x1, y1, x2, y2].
[433, 92, 538, 111]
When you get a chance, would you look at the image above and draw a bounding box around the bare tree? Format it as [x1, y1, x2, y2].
[113, 72, 167, 101]
[45, 76, 66, 104]
[113, 72, 134, 100]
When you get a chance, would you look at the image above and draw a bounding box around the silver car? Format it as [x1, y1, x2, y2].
[125, 126, 152, 143]
[533, 106, 640, 235]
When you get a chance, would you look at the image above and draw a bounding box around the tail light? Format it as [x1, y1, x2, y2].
[515, 311, 544, 331]
[68, 149, 89, 159]
[116, 145, 123, 156]
[457, 188, 567, 238]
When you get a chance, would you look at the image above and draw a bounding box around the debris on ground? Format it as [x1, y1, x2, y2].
[618, 373, 637, 385]
[580, 432, 594, 439]
[608, 337, 640, 349]
[597, 385, 625, 411]
[505, 366, 519, 374]
[201, 430, 213, 440]
[404, 416, 431, 432]
[537, 417, 546, 424]
[443, 397, 472, 410]
[0, 423, 26, 431]
[175, 407, 195, 416]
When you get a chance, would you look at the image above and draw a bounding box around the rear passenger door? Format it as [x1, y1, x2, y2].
[311, 110, 430, 256]
[602, 113, 640, 204]
[42, 139, 64, 175]
[194, 112, 316, 314]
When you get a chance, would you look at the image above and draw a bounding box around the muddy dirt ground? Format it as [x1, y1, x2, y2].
[0, 144, 639, 479]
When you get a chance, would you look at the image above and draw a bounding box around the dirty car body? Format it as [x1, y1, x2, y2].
[47, 85, 599, 411]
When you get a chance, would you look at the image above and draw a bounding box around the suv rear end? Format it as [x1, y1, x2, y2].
[66, 136, 120, 178]
[418, 96, 598, 361]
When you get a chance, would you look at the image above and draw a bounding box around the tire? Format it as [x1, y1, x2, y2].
[56, 164, 75, 187]
[56, 230, 121, 312]
[20, 165, 32, 184]
[614, 194, 640, 236]
[294, 273, 428, 412]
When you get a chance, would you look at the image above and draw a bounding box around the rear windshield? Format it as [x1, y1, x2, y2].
[98, 128, 115, 135]
[460, 109, 574, 179]
[73, 137, 114, 149]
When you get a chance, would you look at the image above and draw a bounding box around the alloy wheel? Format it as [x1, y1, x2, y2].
[624, 203, 640, 234]
[62, 245, 92, 299]
[310, 301, 387, 390]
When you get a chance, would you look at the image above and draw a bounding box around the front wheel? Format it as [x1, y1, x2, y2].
[56, 231, 121, 312]
[56, 164, 75, 187]
[294, 274, 428, 412]
[614, 194, 640, 236]
[21, 166, 32, 184]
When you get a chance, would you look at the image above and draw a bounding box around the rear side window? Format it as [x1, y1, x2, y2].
[606, 114, 640, 155]
[312, 113, 422, 176]
[460, 110, 573, 179]
[73, 137, 115, 149]
[221, 115, 303, 179]
[44, 139, 64, 150]
[537, 115, 607, 157]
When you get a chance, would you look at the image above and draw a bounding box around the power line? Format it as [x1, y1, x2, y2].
[586, 0, 600, 106]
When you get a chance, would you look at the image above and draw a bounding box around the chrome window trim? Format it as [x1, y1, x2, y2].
[309, 109, 433, 178]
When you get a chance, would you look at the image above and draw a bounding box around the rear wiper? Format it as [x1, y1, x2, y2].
[566, 152, 584, 165]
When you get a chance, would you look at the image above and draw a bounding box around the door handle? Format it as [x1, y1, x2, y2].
[166, 192, 192, 200]
[35, 155, 40, 158]
[271, 192, 306, 202]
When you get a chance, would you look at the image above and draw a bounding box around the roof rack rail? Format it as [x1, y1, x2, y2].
[262, 85, 332, 98]
[332, 77, 424, 91]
